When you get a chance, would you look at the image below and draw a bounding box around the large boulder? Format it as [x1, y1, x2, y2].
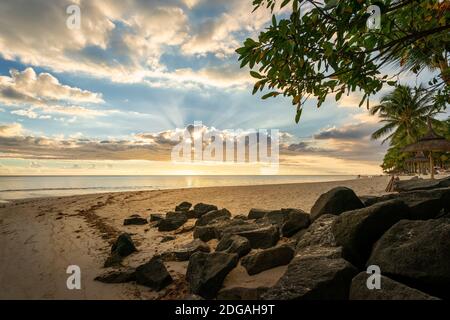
[135, 257, 173, 291]
[331, 200, 410, 268]
[193, 219, 246, 242]
[367, 219, 450, 299]
[349, 272, 440, 300]
[123, 214, 147, 226]
[175, 201, 192, 212]
[223, 224, 280, 249]
[104, 233, 137, 267]
[111, 233, 137, 257]
[310, 187, 364, 221]
[158, 211, 188, 231]
[186, 252, 239, 299]
[261, 251, 358, 300]
[394, 176, 450, 192]
[217, 287, 269, 300]
[280, 209, 310, 237]
[193, 203, 218, 217]
[195, 208, 231, 226]
[296, 214, 338, 252]
[162, 239, 210, 261]
[248, 208, 271, 219]
[241, 245, 294, 275]
[94, 269, 136, 283]
[215, 234, 251, 258]
[149, 213, 164, 222]
[360, 188, 450, 220]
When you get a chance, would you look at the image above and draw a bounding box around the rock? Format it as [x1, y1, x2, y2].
[223, 224, 279, 249]
[193, 225, 218, 242]
[233, 214, 248, 220]
[217, 287, 269, 300]
[186, 252, 239, 299]
[296, 214, 338, 251]
[349, 272, 440, 300]
[186, 210, 198, 219]
[241, 245, 294, 275]
[103, 252, 123, 268]
[149, 213, 164, 222]
[195, 208, 231, 226]
[94, 269, 136, 283]
[331, 200, 411, 267]
[135, 257, 173, 291]
[161, 236, 175, 243]
[360, 188, 450, 220]
[367, 219, 450, 299]
[257, 210, 284, 226]
[193, 203, 218, 217]
[123, 214, 148, 225]
[280, 209, 310, 237]
[175, 201, 192, 212]
[175, 224, 195, 234]
[394, 176, 450, 192]
[158, 211, 188, 231]
[215, 234, 251, 258]
[193, 219, 247, 242]
[111, 233, 137, 257]
[248, 208, 271, 219]
[310, 187, 364, 221]
[163, 239, 210, 261]
[262, 252, 358, 300]
[359, 195, 380, 207]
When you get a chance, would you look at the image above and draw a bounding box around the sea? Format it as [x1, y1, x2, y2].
[0, 175, 356, 201]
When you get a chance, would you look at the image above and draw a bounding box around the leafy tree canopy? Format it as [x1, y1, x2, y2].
[236, 0, 449, 123]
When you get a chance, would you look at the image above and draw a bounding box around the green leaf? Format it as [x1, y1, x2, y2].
[262, 92, 278, 99]
[295, 105, 303, 123]
[335, 91, 343, 101]
[250, 71, 263, 79]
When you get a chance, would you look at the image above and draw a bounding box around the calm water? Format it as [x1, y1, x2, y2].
[0, 175, 356, 201]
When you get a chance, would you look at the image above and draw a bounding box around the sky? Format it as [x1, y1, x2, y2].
[0, 0, 446, 175]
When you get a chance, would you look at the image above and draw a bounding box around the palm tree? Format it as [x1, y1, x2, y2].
[369, 85, 443, 146]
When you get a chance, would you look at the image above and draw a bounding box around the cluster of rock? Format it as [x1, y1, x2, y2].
[96, 178, 450, 300]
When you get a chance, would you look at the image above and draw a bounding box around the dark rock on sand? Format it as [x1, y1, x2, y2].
[248, 208, 271, 219]
[222, 224, 279, 249]
[296, 214, 338, 251]
[215, 234, 251, 258]
[241, 245, 294, 275]
[111, 233, 137, 257]
[193, 219, 247, 242]
[367, 219, 450, 299]
[149, 213, 164, 222]
[175, 201, 192, 212]
[394, 176, 450, 192]
[262, 252, 358, 300]
[158, 211, 188, 231]
[359, 188, 450, 220]
[331, 199, 410, 267]
[95, 269, 136, 283]
[217, 286, 269, 300]
[280, 209, 310, 237]
[233, 214, 248, 220]
[195, 208, 231, 226]
[135, 257, 173, 291]
[349, 272, 440, 300]
[123, 214, 148, 225]
[186, 252, 239, 299]
[310, 187, 364, 221]
[193, 203, 218, 217]
[163, 239, 210, 261]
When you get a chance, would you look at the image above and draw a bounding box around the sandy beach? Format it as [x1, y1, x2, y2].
[0, 176, 390, 300]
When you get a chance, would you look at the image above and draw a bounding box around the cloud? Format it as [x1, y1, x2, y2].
[0, 68, 103, 106]
[313, 122, 376, 140]
[0, 0, 269, 88]
[0, 123, 24, 137]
